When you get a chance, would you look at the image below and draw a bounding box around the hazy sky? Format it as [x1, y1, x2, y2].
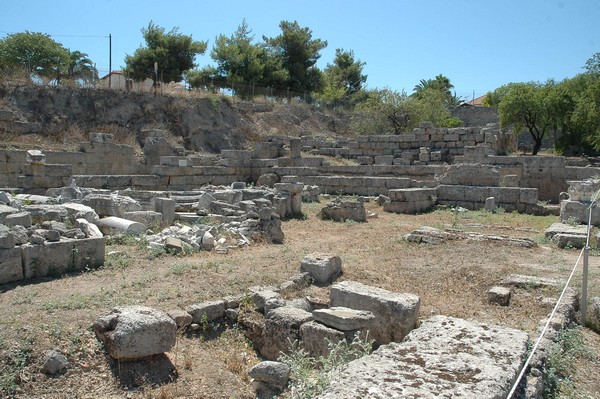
[1, 0, 598, 100]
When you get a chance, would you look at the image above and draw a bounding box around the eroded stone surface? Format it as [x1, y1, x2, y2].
[317, 315, 529, 399]
[93, 306, 176, 360]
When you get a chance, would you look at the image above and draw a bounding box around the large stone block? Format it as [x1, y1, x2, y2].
[260, 307, 314, 360]
[0, 247, 23, 284]
[93, 306, 177, 360]
[21, 241, 75, 278]
[330, 281, 420, 345]
[300, 253, 342, 285]
[185, 300, 227, 323]
[317, 316, 529, 399]
[387, 188, 436, 203]
[73, 237, 105, 270]
[299, 321, 345, 359]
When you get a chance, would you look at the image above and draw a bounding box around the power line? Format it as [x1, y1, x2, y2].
[0, 30, 107, 38]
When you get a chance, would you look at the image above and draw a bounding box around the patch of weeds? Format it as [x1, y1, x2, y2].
[166, 262, 197, 276]
[544, 326, 595, 399]
[279, 335, 373, 399]
[564, 216, 581, 227]
[493, 206, 506, 214]
[43, 292, 92, 311]
[0, 335, 34, 397]
[343, 219, 359, 227]
[146, 245, 166, 260]
[104, 251, 132, 270]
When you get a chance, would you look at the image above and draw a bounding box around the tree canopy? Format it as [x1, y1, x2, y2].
[317, 48, 367, 108]
[125, 21, 207, 85]
[263, 20, 327, 92]
[412, 74, 462, 105]
[0, 31, 69, 81]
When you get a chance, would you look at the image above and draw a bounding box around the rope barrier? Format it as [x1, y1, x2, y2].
[506, 186, 599, 398]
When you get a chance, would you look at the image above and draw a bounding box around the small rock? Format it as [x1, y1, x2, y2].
[488, 286, 511, 306]
[29, 234, 45, 245]
[44, 229, 61, 242]
[41, 349, 69, 375]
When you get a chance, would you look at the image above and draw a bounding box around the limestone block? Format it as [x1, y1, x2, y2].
[167, 309, 193, 328]
[26, 150, 46, 164]
[185, 300, 227, 323]
[488, 286, 511, 306]
[300, 321, 346, 359]
[519, 188, 538, 205]
[374, 155, 394, 165]
[123, 211, 162, 230]
[93, 306, 177, 360]
[0, 230, 15, 249]
[544, 222, 587, 240]
[153, 197, 176, 227]
[76, 218, 103, 238]
[388, 188, 436, 203]
[248, 361, 291, 392]
[22, 240, 75, 279]
[316, 316, 529, 399]
[0, 247, 23, 284]
[300, 253, 342, 285]
[3, 212, 31, 228]
[81, 194, 141, 218]
[561, 200, 600, 226]
[250, 288, 282, 313]
[552, 233, 587, 249]
[312, 307, 375, 331]
[437, 185, 465, 201]
[0, 204, 22, 223]
[330, 280, 420, 345]
[73, 237, 105, 270]
[212, 189, 243, 205]
[484, 197, 496, 212]
[260, 307, 314, 360]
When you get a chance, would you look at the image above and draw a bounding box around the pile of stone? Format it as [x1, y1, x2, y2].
[0, 191, 105, 284]
[545, 222, 590, 249]
[560, 179, 600, 226]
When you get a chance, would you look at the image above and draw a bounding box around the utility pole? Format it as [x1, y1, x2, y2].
[108, 33, 112, 88]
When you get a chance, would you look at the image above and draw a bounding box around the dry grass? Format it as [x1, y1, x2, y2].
[0, 200, 599, 398]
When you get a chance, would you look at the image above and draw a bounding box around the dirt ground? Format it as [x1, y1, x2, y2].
[1, 200, 599, 398]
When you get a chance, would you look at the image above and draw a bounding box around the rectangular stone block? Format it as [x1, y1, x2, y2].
[437, 185, 465, 201]
[0, 247, 23, 284]
[22, 240, 75, 279]
[330, 281, 420, 345]
[388, 188, 437, 203]
[73, 238, 105, 270]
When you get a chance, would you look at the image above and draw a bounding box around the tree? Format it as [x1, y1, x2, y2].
[65, 50, 98, 86]
[190, 19, 288, 98]
[125, 21, 207, 86]
[498, 82, 553, 155]
[317, 48, 367, 108]
[413, 74, 462, 105]
[0, 31, 69, 81]
[584, 52, 600, 74]
[351, 88, 411, 135]
[263, 20, 327, 92]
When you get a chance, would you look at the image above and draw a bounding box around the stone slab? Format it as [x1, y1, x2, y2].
[312, 307, 375, 331]
[317, 315, 529, 399]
